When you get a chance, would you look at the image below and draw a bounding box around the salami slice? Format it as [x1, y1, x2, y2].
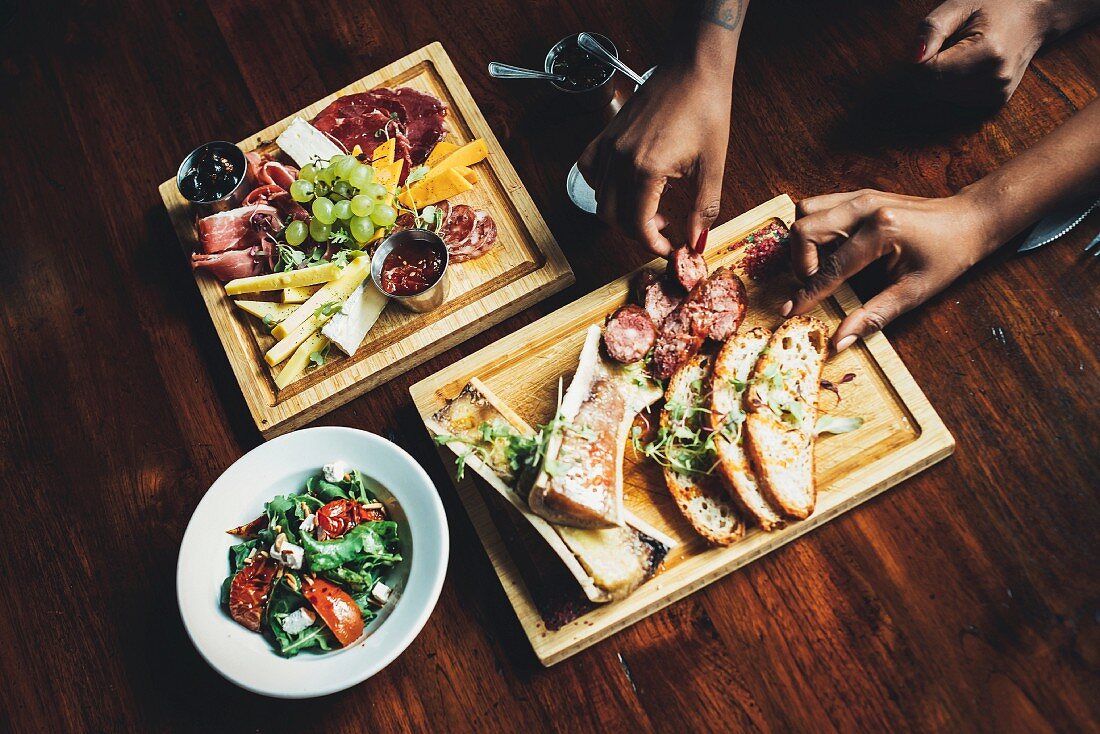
[602, 305, 657, 363]
[651, 267, 747, 380]
[447, 207, 497, 263]
[668, 246, 708, 290]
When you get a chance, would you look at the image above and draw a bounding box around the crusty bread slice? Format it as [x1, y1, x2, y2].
[745, 316, 829, 520]
[709, 327, 786, 531]
[660, 354, 745, 545]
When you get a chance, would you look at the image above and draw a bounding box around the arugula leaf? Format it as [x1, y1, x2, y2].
[300, 521, 401, 572]
[305, 475, 349, 500]
[313, 301, 342, 319]
[265, 579, 336, 657]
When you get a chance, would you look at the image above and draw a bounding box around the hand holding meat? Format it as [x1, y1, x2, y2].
[915, 0, 1100, 106]
[577, 63, 732, 256]
[784, 191, 995, 351]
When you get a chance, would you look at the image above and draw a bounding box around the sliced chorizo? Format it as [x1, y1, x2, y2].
[602, 305, 657, 363]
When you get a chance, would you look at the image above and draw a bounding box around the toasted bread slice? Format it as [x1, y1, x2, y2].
[709, 327, 786, 531]
[745, 316, 829, 520]
[660, 354, 745, 545]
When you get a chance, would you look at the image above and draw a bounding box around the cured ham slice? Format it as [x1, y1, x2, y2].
[197, 204, 280, 254]
[528, 326, 663, 528]
[310, 87, 447, 176]
[243, 185, 309, 223]
[245, 151, 299, 191]
[192, 242, 271, 281]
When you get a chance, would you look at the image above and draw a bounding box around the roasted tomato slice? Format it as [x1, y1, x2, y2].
[317, 500, 386, 538]
[228, 556, 279, 631]
[301, 576, 364, 646]
[227, 514, 267, 538]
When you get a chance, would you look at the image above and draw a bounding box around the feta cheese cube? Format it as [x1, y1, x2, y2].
[323, 461, 350, 484]
[370, 580, 392, 605]
[280, 607, 317, 635]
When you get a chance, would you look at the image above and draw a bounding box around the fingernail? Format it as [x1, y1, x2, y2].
[835, 335, 857, 352]
[914, 42, 927, 63]
[695, 228, 709, 254]
[780, 300, 793, 317]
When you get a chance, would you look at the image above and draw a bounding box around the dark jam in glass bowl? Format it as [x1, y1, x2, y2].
[380, 238, 446, 296]
[179, 149, 242, 202]
[551, 42, 613, 91]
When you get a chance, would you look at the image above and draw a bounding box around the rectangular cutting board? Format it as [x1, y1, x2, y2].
[410, 194, 955, 666]
[159, 42, 573, 438]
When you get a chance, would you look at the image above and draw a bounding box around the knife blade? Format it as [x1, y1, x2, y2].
[1017, 195, 1100, 252]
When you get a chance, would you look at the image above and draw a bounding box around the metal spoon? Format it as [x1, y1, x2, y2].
[577, 32, 645, 86]
[488, 62, 566, 83]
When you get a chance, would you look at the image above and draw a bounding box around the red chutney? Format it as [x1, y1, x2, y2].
[380, 239, 445, 296]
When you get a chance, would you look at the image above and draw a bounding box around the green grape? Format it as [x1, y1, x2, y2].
[348, 163, 373, 189]
[331, 181, 352, 199]
[311, 196, 336, 225]
[349, 215, 376, 243]
[299, 163, 317, 182]
[333, 200, 353, 220]
[363, 183, 388, 202]
[350, 194, 374, 218]
[309, 218, 332, 242]
[335, 156, 359, 180]
[289, 179, 314, 203]
[328, 154, 348, 169]
[316, 165, 337, 186]
[284, 220, 308, 247]
[370, 204, 397, 227]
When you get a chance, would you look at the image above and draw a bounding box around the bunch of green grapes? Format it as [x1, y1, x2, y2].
[282, 154, 399, 247]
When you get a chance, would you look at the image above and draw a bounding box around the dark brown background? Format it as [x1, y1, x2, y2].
[1, 0, 1097, 731]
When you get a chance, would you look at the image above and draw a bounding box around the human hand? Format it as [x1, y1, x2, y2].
[578, 63, 732, 255]
[783, 190, 999, 351]
[914, 0, 1058, 106]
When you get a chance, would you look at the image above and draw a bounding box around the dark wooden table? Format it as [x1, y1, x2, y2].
[1, 0, 1097, 731]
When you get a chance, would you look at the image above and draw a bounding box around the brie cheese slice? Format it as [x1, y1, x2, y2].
[321, 282, 388, 356]
[275, 117, 344, 168]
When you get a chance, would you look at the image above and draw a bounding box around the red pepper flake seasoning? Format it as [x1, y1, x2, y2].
[735, 220, 791, 281]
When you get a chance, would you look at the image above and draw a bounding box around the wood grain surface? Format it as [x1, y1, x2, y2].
[0, 0, 1096, 731]
[411, 195, 955, 665]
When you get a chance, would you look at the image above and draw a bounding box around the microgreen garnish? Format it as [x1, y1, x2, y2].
[313, 301, 342, 319]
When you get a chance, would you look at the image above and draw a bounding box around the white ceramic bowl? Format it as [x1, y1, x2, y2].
[176, 427, 448, 698]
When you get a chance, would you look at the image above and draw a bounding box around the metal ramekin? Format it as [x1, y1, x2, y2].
[371, 228, 450, 313]
[175, 141, 249, 214]
[545, 32, 618, 111]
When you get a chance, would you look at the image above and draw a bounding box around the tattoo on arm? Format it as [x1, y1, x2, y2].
[701, 0, 746, 31]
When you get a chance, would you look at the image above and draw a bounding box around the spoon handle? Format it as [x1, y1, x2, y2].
[487, 62, 566, 82]
[577, 33, 645, 86]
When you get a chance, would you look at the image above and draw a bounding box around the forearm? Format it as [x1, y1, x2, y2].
[962, 99, 1100, 251]
[1043, 0, 1100, 37]
[665, 0, 748, 81]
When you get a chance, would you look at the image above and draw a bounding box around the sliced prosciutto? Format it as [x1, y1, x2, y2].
[245, 151, 299, 191]
[243, 184, 310, 223]
[191, 237, 275, 281]
[197, 204, 281, 254]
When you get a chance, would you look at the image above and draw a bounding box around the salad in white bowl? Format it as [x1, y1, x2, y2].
[177, 427, 448, 698]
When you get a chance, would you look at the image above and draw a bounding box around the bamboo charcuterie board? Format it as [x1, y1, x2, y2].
[160, 43, 573, 438]
[410, 194, 954, 666]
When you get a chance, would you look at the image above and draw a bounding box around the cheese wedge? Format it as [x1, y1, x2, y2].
[275, 117, 343, 168]
[454, 165, 478, 185]
[425, 140, 459, 168]
[375, 159, 404, 190]
[372, 138, 396, 169]
[321, 281, 388, 355]
[265, 256, 372, 365]
[234, 300, 299, 325]
[399, 168, 473, 209]
[281, 285, 322, 303]
[224, 263, 340, 296]
[422, 139, 487, 182]
[274, 332, 329, 390]
[271, 255, 372, 339]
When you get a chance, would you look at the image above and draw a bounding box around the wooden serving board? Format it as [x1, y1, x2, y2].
[159, 43, 573, 438]
[410, 194, 955, 666]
